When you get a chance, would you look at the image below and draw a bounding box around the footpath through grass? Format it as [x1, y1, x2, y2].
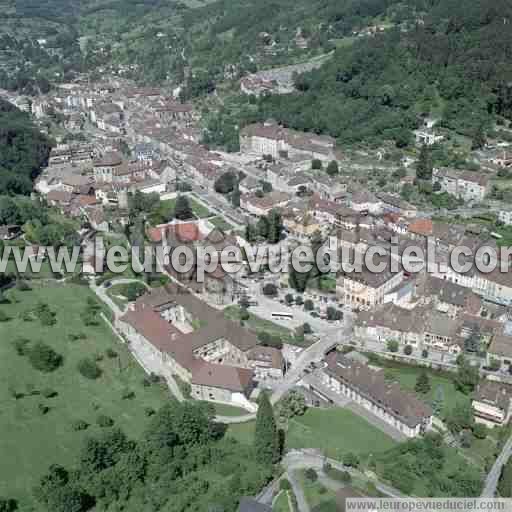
[0, 282, 169, 507]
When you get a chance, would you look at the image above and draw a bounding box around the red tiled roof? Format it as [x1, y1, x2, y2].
[408, 218, 433, 236]
[76, 195, 99, 207]
[191, 361, 254, 392]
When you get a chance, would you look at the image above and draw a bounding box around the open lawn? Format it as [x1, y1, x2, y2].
[273, 490, 291, 512]
[208, 216, 233, 231]
[106, 282, 129, 308]
[0, 283, 169, 508]
[226, 420, 255, 445]
[214, 402, 251, 417]
[286, 407, 396, 460]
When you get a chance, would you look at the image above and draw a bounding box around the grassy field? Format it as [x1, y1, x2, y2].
[214, 403, 251, 416]
[226, 420, 256, 445]
[208, 216, 234, 231]
[149, 195, 212, 224]
[286, 408, 396, 460]
[273, 490, 291, 512]
[227, 407, 396, 459]
[0, 283, 169, 507]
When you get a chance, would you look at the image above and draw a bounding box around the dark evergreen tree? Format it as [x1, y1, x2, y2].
[415, 371, 431, 394]
[416, 145, 433, 181]
[498, 459, 512, 497]
[266, 209, 283, 244]
[174, 195, 193, 221]
[471, 123, 487, 150]
[254, 393, 279, 465]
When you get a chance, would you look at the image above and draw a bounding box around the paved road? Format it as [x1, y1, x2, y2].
[481, 434, 512, 497]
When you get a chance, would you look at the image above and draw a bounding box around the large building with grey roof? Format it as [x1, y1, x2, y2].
[321, 352, 432, 437]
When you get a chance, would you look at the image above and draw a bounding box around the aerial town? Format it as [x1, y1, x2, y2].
[1, 1, 512, 511]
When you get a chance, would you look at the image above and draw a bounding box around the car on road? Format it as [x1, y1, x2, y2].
[103, 281, 112, 288]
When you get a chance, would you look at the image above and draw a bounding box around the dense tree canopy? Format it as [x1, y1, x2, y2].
[252, 0, 512, 145]
[0, 99, 52, 195]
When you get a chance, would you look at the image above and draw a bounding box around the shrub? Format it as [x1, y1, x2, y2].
[72, 420, 89, 431]
[403, 345, 413, 356]
[19, 310, 33, 322]
[343, 452, 360, 468]
[105, 348, 118, 358]
[326, 466, 351, 483]
[68, 333, 86, 342]
[0, 310, 10, 322]
[304, 468, 318, 482]
[149, 373, 161, 383]
[8, 386, 24, 400]
[280, 478, 291, 490]
[12, 337, 31, 356]
[262, 283, 278, 297]
[121, 282, 147, 302]
[81, 310, 99, 326]
[28, 342, 63, 373]
[77, 358, 102, 380]
[34, 302, 56, 326]
[25, 383, 39, 396]
[42, 388, 58, 398]
[304, 299, 314, 311]
[144, 407, 156, 417]
[97, 414, 114, 427]
[0, 497, 18, 512]
[121, 389, 135, 400]
[38, 403, 50, 415]
[387, 340, 399, 353]
[422, 349, 429, 358]
[473, 423, 487, 440]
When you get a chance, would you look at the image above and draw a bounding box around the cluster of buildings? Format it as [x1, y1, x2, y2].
[117, 284, 284, 410]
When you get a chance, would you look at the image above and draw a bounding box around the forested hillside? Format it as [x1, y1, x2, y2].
[0, 99, 52, 195]
[254, 0, 512, 144]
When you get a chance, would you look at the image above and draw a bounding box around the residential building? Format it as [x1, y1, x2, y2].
[320, 352, 433, 437]
[116, 285, 276, 410]
[350, 191, 381, 215]
[240, 191, 291, 217]
[337, 255, 404, 309]
[432, 168, 489, 202]
[413, 129, 444, 146]
[487, 332, 512, 370]
[377, 193, 417, 218]
[240, 120, 338, 162]
[472, 380, 512, 427]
